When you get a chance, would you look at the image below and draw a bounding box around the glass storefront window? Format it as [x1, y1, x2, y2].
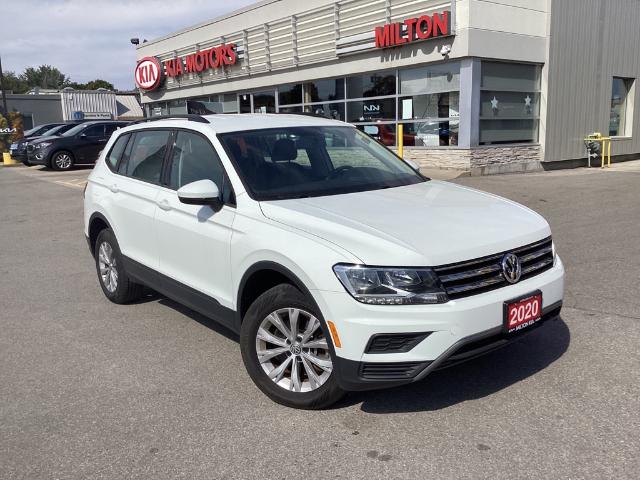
[481, 62, 540, 91]
[221, 94, 238, 113]
[303, 78, 344, 103]
[355, 124, 397, 147]
[399, 92, 459, 120]
[304, 102, 344, 121]
[168, 99, 187, 115]
[480, 62, 542, 144]
[479, 119, 538, 144]
[279, 106, 303, 113]
[253, 90, 276, 113]
[187, 96, 222, 114]
[610, 77, 634, 136]
[401, 121, 459, 147]
[279, 84, 303, 106]
[400, 63, 460, 95]
[480, 91, 539, 118]
[347, 71, 396, 98]
[347, 98, 395, 122]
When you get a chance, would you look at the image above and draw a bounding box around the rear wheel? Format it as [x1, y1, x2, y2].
[94, 229, 143, 304]
[51, 151, 74, 170]
[240, 284, 345, 409]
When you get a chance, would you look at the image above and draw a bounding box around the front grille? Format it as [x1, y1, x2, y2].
[365, 332, 431, 354]
[360, 361, 429, 380]
[434, 237, 554, 300]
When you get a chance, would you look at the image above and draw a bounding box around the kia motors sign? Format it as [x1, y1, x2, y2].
[135, 57, 163, 91]
[163, 43, 237, 78]
[374, 11, 451, 49]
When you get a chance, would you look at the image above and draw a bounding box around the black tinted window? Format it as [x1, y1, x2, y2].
[169, 131, 224, 190]
[123, 130, 170, 183]
[105, 124, 121, 136]
[106, 134, 130, 170]
[84, 125, 105, 137]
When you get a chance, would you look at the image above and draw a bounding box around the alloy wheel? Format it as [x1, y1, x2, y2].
[255, 308, 332, 393]
[54, 153, 72, 169]
[98, 241, 118, 293]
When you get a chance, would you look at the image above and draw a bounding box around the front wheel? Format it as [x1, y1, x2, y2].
[240, 284, 345, 409]
[51, 151, 74, 170]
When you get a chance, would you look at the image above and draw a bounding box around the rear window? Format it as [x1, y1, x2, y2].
[106, 134, 130, 170]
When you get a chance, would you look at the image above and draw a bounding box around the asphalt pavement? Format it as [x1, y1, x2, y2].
[1, 163, 639, 479]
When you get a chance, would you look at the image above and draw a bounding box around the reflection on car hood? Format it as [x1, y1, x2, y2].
[260, 181, 551, 266]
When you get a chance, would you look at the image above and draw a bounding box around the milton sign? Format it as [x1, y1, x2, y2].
[135, 43, 237, 92]
[374, 11, 451, 49]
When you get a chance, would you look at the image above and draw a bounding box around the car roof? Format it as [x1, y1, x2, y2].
[123, 114, 347, 135]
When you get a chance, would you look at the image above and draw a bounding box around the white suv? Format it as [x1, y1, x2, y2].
[84, 114, 564, 409]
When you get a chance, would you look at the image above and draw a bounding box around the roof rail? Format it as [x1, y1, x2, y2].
[131, 114, 210, 125]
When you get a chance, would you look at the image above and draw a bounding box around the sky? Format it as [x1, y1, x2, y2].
[2, 0, 256, 90]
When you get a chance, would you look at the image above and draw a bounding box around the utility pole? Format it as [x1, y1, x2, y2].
[0, 54, 8, 117]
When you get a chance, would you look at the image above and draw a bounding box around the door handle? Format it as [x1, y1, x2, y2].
[109, 184, 119, 193]
[157, 199, 172, 211]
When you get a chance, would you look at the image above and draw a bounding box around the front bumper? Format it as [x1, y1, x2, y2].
[315, 257, 565, 391]
[27, 148, 51, 166]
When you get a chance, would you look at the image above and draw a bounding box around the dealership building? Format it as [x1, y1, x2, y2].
[135, 0, 640, 174]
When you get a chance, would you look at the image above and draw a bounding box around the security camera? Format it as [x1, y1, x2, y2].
[130, 38, 140, 45]
[440, 45, 451, 57]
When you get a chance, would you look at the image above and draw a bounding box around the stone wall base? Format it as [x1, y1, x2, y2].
[394, 145, 543, 176]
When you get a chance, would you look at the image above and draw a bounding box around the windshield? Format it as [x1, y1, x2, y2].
[219, 126, 425, 200]
[62, 123, 88, 137]
[25, 124, 58, 137]
[41, 124, 76, 137]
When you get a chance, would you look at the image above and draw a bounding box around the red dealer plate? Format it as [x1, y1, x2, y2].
[504, 291, 542, 334]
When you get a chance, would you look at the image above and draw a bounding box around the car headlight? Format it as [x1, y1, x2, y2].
[35, 142, 52, 149]
[333, 264, 448, 305]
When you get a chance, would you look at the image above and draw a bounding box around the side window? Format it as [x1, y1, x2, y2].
[168, 131, 225, 190]
[106, 134, 130, 170]
[105, 124, 120, 137]
[122, 130, 171, 183]
[84, 125, 105, 137]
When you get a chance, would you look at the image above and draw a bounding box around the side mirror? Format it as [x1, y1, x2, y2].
[404, 159, 420, 171]
[177, 179, 221, 206]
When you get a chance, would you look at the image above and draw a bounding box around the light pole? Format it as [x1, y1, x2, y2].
[0, 54, 9, 118]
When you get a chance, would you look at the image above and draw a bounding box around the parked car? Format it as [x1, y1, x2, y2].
[28, 121, 129, 170]
[10, 123, 67, 163]
[84, 114, 564, 409]
[16, 123, 83, 165]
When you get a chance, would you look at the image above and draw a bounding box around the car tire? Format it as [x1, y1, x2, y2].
[51, 151, 74, 171]
[94, 228, 143, 304]
[240, 284, 346, 409]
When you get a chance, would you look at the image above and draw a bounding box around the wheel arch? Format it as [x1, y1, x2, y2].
[237, 261, 322, 324]
[88, 212, 112, 256]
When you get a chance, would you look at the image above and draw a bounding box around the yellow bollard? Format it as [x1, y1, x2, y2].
[2, 152, 20, 166]
[397, 124, 404, 159]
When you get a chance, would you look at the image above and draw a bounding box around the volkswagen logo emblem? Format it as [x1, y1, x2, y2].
[290, 344, 302, 355]
[501, 253, 522, 284]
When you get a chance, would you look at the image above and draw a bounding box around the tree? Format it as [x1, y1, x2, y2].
[1, 71, 28, 94]
[84, 79, 114, 91]
[20, 65, 69, 90]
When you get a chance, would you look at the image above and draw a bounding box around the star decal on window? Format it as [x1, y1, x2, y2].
[491, 96, 499, 110]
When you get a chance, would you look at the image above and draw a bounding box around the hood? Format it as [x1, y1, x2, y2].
[260, 181, 550, 266]
[30, 135, 63, 145]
